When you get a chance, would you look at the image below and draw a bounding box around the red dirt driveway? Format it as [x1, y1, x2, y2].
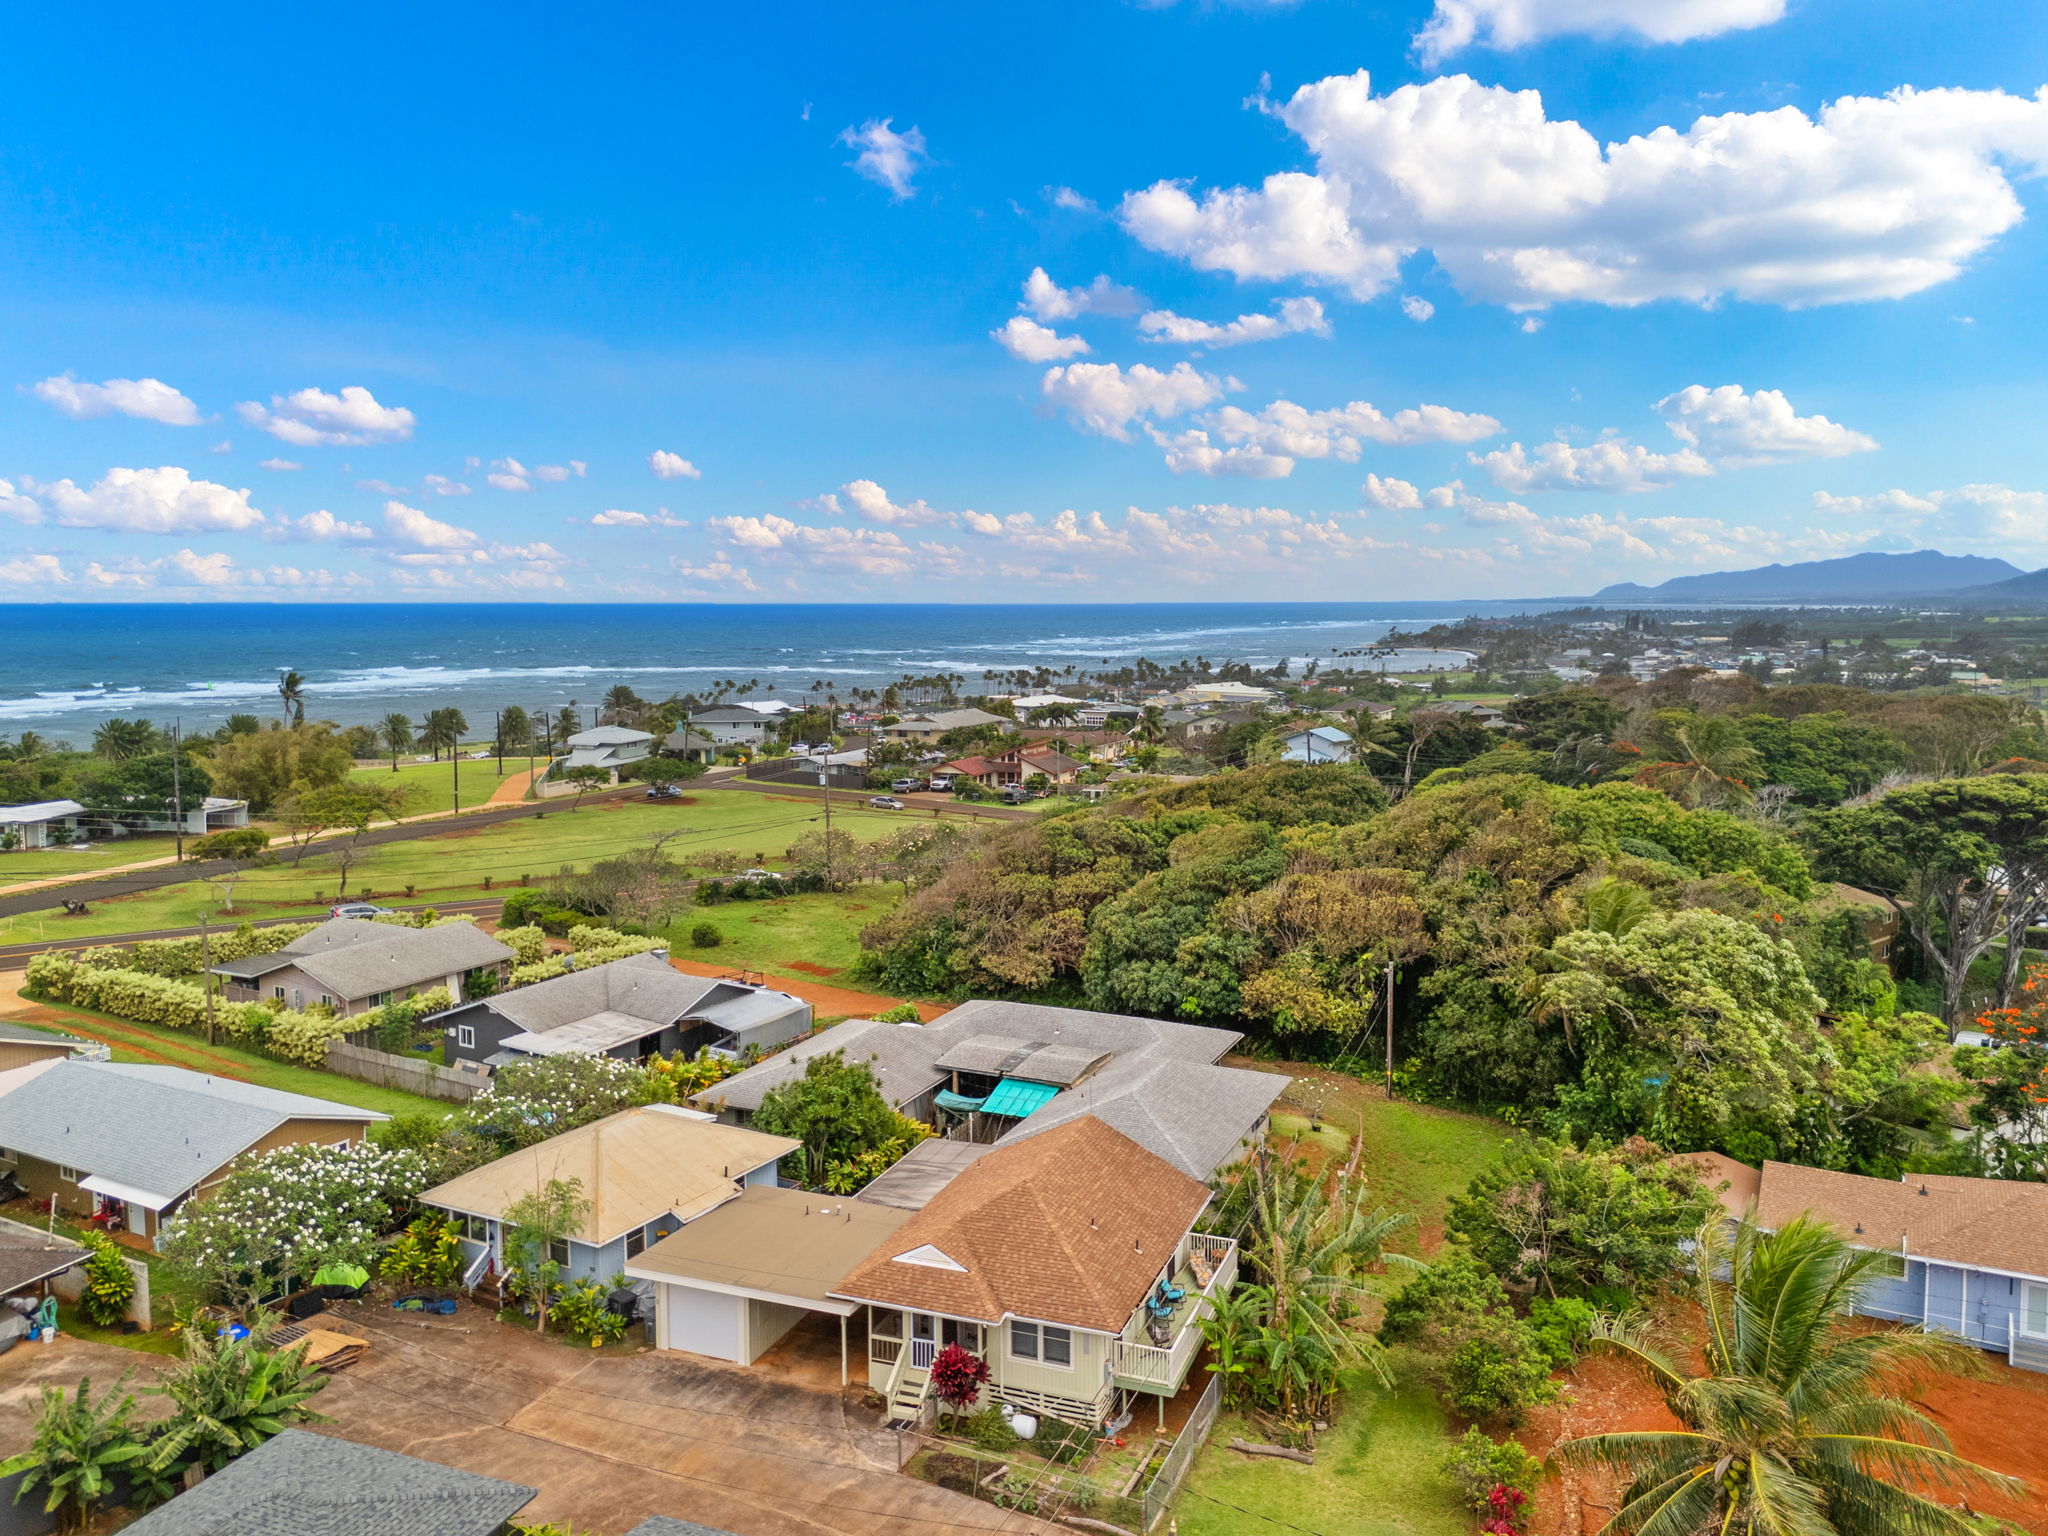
[666, 957, 948, 1022]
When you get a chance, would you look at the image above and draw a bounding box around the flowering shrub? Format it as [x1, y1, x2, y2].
[497, 925, 550, 965]
[512, 957, 570, 987]
[158, 1141, 428, 1307]
[1440, 1429, 1539, 1531]
[262, 1010, 360, 1067]
[566, 927, 668, 960]
[25, 954, 263, 1035]
[460, 1054, 654, 1149]
[644, 1048, 740, 1102]
[70, 922, 321, 977]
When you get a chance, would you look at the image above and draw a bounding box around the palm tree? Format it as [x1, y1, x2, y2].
[1634, 716, 1762, 810]
[9, 730, 47, 763]
[1132, 704, 1168, 747]
[1557, 1216, 2024, 1536]
[554, 705, 581, 746]
[90, 718, 158, 762]
[601, 684, 644, 726]
[1580, 876, 1654, 936]
[276, 669, 306, 726]
[379, 713, 414, 771]
[418, 708, 467, 761]
[218, 714, 260, 740]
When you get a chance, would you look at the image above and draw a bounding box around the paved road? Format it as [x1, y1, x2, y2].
[719, 777, 1042, 822]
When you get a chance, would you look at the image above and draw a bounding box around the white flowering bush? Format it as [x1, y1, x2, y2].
[262, 1009, 361, 1067]
[26, 953, 263, 1035]
[159, 1141, 428, 1306]
[71, 922, 320, 977]
[566, 926, 668, 961]
[511, 957, 570, 987]
[461, 1054, 653, 1149]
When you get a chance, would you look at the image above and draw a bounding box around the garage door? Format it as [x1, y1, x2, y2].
[664, 1284, 742, 1361]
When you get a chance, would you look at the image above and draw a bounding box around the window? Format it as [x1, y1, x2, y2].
[548, 1238, 570, 1267]
[463, 1214, 490, 1243]
[455, 1024, 476, 1049]
[58, 1165, 79, 1183]
[625, 1228, 645, 1259]
[319, 995, 334, 1009]
[1011, 1322, 1073, 1368]
[329, 1139, 352, 1151]
[869, 1309, 903, 1341]
[272, 986, 286, 1000]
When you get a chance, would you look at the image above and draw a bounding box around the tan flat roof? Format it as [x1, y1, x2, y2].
[626, 1185, 911, 1309]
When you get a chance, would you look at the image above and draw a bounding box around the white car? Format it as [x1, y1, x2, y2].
[868, 796, 906, 810]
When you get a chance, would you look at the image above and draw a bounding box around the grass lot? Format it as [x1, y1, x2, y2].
[1179, 1368, 1467, 1536]
[0, 1006, 451, 1121]
[0, 834, 183, 885]
[9, 1203, 203, 1351]
[662, 887, 895, 981]
[348, 755, 529, 811]
[0, 791, 913, 944]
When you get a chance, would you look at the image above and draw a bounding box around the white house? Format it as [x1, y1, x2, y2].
[556, 725, 655, 780]
[688, 707, 779, 746]
[0, 801, 86, 849]
[1278, 726, 1354, 764]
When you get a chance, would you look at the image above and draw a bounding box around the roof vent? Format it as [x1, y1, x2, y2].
[1918, 1185, 1929, 1196]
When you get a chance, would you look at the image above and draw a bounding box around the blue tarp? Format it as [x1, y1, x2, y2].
[934, 1088, 987, 1114]
[980, 1078, 1060, 1118]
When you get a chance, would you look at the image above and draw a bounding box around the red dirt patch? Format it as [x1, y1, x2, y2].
[784, 961, 841, 978]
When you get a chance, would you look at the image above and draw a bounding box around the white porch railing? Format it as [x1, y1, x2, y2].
[909, 1336, 937, 1370]
[1111, 1231, 1238, 1391]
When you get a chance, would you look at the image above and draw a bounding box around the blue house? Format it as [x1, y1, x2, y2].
[1278, 726, 1354, 764]
[1741, 1158, 2048, 1373]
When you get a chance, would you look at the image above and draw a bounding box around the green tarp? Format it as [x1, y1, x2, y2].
[312, 1262, 370, 1290]
[934, 1089, 987, 1114]
[980, 1077, 1060, 1118]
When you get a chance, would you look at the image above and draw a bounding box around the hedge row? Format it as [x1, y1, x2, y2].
[73, 921, 323, 978]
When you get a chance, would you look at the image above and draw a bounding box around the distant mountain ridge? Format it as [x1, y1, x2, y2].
[1594, 550, 2023, 603]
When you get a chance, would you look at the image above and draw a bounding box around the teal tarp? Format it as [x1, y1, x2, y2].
[934, 1089, 987, 1114]
[980, 1077, 1060, 1118]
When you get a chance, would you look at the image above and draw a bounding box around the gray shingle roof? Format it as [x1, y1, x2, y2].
[697, 999, 1270, 1178]
[623, 1518, 745, 1536]
[0, 1222, 85, 1294]
[566, 725, 654, 746]
[121, 1429, 536, 1536]
[0, 1020, 82, 1047]
[0, 1061, 384, 1204]
[931, 1034, 1112, 1087]
[467, 953, 805, 1044]
[225, 917, 514, 1001]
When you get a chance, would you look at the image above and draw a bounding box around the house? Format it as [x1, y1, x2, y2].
[96, 795, 251, 839]
[1169, 706, 1261, 743]
[939, 747, 1084, 790]
[1174, 681, 1276, 706]
[1278, 725, 1355, 764]
[0, 1059, 385, 1250]
[1413, 700, 1511, 728]
[1006, 693, 1090, 712]
[209, 916, 515, 1019]
[697, 998, 1284, 1182]
[0, 1020, 85, 1073]
[872, 707, 1009, 744]
[1727, 1157, 2048, 1373]
[688, 706, 779, 747]
[435, 952, 811, 1070]
[661, 726, 723, 763]
[834, 1117, 1238, 1428]
[420, 1104, 797, 1289]
[120, 1428, 537, 1536]
[557, 724, 656, 780]
[1077, 702, 1141, 730]
[0, 800, 86, 849]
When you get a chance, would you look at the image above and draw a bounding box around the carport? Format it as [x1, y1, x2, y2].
[626, 1185, 910, 1383]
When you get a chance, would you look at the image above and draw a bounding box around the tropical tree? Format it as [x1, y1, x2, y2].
[0, 1377, 145, 1532]
[553, 705, 582, 747]
[198, 723, 354, 813]
[1632, 713, 1762, 810]
[498, 705, 532, 753]
[146, 1314, 329, 1474]
[378, 712, 414, 770]
[600, 685, 645, 726]
[276, 669, 307, 725]
[752, 1050, 906, 1189]
[502, 1177, 589, 1333]
[418, 707, 469, 760]
[559, 763, 611, 810]
[218, 714, 261, 740]
[1556, 1216, 2025, 1536]
[90, 717, 159, 762]
[7, 730, 48, 762]
[1131, 704, 1168, 748]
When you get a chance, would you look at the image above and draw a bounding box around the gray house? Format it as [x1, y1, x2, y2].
[210, 916, 515, 1019]
[121, 1428, 536, 1535]
[436, 952, 811, 1070]
[696, 998, 1285, 1181]
[557, 724, 655, 779]
[1736, 1158, 2048, 1373]
[688, 706, 778, 746]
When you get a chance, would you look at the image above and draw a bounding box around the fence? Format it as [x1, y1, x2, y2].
[1140, 1374, 1220, 1531]
[324, 1041, 484, 1102]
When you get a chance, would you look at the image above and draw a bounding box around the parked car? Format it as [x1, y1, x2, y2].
[736, 868, 782, 882]
[644, 784, 684, 800]
[890, 777, 923, 794]
[927, 773, 955, 792]
[868, 796, 906, 810]
[1001, 787, 1032, 805]
[330, 902, 393, 919]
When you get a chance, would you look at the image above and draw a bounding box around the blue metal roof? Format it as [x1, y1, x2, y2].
[980, 1077, 1060, 1118]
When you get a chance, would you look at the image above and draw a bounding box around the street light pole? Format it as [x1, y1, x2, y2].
[169, 719, 185, 863]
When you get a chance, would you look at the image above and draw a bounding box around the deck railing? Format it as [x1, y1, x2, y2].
[1110, 1232, 1238, 1390]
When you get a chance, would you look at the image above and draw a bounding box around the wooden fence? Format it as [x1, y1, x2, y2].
[324, 1041, 484, 1102]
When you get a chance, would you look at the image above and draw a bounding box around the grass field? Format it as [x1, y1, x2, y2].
[0, 791, 915, 944]
[0, 1006, 451, 1120]
[0, 833, 183, 885]
[1179, 1368, 1468, 1536]
[347, 755, 530, 811]
[662, 887, 892, 981]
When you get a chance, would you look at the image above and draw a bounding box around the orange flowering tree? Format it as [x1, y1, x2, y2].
[1957, 963, 2048, 1179]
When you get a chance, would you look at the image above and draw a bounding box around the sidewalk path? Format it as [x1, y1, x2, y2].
[487, 765, 544, 806]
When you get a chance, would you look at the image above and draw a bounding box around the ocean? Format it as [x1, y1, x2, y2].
[0, 601, 1586, 741]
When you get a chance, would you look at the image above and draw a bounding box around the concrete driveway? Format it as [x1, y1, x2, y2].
[310, 1302, 1053, 1536]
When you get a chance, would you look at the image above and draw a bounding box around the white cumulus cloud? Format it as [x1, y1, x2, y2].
[840, 118, 929, 200]
[1040, 361, 1226, 440]
[1400, 296, 1435, 322]
[0, 553, 70, 587]
[268, 509, 374, 543]
[1416, 0, 1786, 63]
[1474, 439, 1715, 494]
[1813, 483, 2048, 557]
[260, 458, 303, 472]
[1363, 474, 1425, 510]
[992, 316, 1092, 363]
[590, 508, 690, 528]
[1119, 71, 2048, 309]
[1138, 296, 1331, 347]
[31, 374, 203, 426]
[1, 466, 267, 534]
[1655, 384, 1878, 467]
[383, 500, 482, 551]
[235, 385, 415, 446]
[648, 450, 702, 481]
[423, 474, 471, 496]
[1021, 268, 1145, 322]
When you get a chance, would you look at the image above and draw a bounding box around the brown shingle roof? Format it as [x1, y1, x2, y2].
[1753, 1161, 2048, 1277]
[1680, 1152, 1762, 1220]
[831, 1117, 1210, 1332]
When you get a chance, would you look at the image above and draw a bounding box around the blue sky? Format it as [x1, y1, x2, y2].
[1, 0, 2044, 602]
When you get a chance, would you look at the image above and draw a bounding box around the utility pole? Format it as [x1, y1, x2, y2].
[452, 739, 460, 817]
[1384, 959, 1396, 1100]
[495, 710, 504, 776]
[818, 760, 834, 888]
[200, 915, 216, 1045]
[169, 719, 185, 863]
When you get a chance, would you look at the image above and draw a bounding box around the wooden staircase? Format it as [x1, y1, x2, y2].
[882, 1356, 932, 1428]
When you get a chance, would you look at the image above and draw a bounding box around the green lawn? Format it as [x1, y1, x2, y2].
[0, 833, 183, 885]
[2, 1007, 451, 1121]
[348, 755, 529, 811]
[1352, 1098, 1514, 1237]
[1177, 1369, 1468, 1536]
[0, 791, 913, 943]
[663, 887, 898, 981]
[15, 1204, 203, 1351]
